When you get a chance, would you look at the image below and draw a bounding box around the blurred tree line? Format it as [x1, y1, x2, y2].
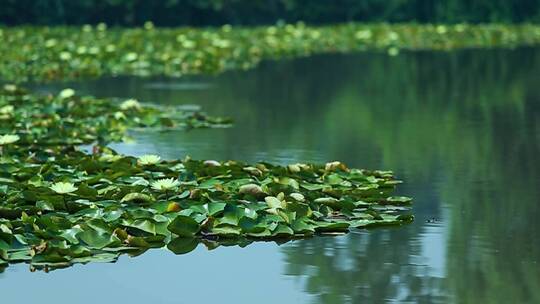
[1, 0, 539, 26]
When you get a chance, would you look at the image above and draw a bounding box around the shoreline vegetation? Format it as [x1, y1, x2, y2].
[2, 1, 539, 26]
[1, 23, 540, 83]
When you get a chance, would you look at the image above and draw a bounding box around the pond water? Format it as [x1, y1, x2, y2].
[3, 48, 540, 303]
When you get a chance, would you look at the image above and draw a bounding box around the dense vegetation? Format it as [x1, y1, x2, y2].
[1, 0, 540, 26]
[0, 84, 412, 270]
[3, 10, 537, 272]
[2, 23, 540, 83]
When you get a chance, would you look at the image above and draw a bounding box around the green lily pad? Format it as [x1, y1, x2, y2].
[167, 215, 200, 237]
[167, 237, 199, 255]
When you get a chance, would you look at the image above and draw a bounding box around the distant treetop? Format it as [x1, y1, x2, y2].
[1, 0, 540, 26]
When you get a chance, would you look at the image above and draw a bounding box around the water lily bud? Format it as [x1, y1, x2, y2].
[113, 228, 128, 240]
[167, 202, 181, 212]
[31, 241, 48, 255]
[59, 88, 75, 99]
[126, 235, 149, 247]
[200, 217, 215, 231]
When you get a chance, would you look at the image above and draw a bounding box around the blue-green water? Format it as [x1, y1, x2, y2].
[2, 48, 540, 303]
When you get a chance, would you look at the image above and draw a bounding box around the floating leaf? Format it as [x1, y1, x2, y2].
[78, 228, 112, 249]
[207, 202, 227, 216]
[167, 215, 200, 237]
[167, 237, 199, 255]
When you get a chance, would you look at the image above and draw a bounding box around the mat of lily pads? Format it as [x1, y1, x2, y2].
[0, 85, 412, 270]
[1, 23, 540, 82]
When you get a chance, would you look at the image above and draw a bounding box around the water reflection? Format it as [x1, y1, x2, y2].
[27, 48, 540, 303]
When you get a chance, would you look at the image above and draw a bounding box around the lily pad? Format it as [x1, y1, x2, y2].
[167, 215, 200, 237]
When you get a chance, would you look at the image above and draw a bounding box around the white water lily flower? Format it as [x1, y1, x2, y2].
[45, 39, 57, 48]
[76, 46, 87, 55]
[3, 84, 17, 92]
[151, 178, 180, 191]
[105, 44, 116, 52]
[114, 111, 126, 120]
[59, 88, 76, 99]
[181, 40, 196, 49]
[97, 23, 107, 32]
[50, 182, 78, 194]
[388, 31, 399, 41]
[82, 24, 92, 32]
[287, 164, 301, 173]
[89, 46, 99, 55]
[325, 161, 348, 172]
[144, 21, 154, 30]
[436, 25, 448, 34]
[355, 30, 372, 40]
[120, 99, 141, 110]
[124, 52, 138, 62]
[0, 134, 20, 145]
[388, 47, 400, 56]
[0, 105, 14, 115]
[59, 51, 72, 61]
[455, 24, 467, 33]
[138, 154, 161, 166]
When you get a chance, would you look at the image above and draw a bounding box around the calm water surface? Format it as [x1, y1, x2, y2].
[3, 48, 540, 303]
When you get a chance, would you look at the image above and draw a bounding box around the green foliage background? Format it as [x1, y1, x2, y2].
[1, 0, 540, 26]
